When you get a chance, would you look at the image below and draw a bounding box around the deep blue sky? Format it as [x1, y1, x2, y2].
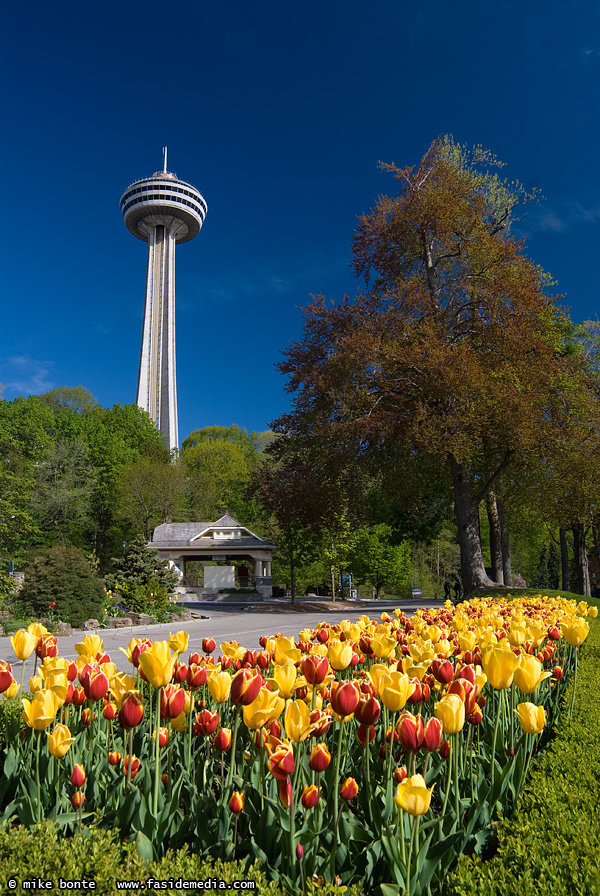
[2, 1, 600, 442]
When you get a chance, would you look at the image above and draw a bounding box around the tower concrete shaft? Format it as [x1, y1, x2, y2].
[138, 221, 179, 451]
[121, 163, 207, 451]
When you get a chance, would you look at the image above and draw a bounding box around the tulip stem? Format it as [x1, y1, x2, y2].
[510, 684, 515, 754]
[364, 726, 372, 825]
[490, 691, 502, 790]
[568, 647, 578, 719]
[290, 744, 299, 870]
[54, 758, 60, 815]
[405, 815, 418, 896]
[387, 711, 396, 787]
[397, 805, 406, 866]
[187, 693, 194, 774]
[439, 738, 452, 833]
[226, 705, 242, 791]
[126, 728, 133, 791]
[453, 733, 460, 822]
[35, 731, 41, 816]
[258, 737, 265, 810]
[153, 688, 161, 816]
[330, 719, 345, 880]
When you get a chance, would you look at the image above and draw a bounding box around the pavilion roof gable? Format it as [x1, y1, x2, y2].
[152, 514, 275, 550]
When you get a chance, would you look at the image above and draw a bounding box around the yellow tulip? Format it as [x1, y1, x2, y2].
[394, 774, 434, 816]
[436, 639, 453, 657]
[42, 657, 69, 677]
[423, 625, 442, 643]
[272, 637, 301, 665]
[22, 689, 60, 730]
[168, 631, 189, 655]
[458, 631, 477, 653]
[206, 670, 232, 704]
[220, 641, 246, 661]
[370, 635, 397, 660]
[110, 672, 138, 706]
[27, 622, 48, 638]
[508, 622, 527, 648]
[171, 712, 188, 733]
[527, 623, 546, 649]
[434, 694, 465, 734]
[243, 687, 285, 730]
[379, 672, 413, 712]
[328, 640, 353, 671]
[269, 664, 297, 699]
[345, 623, 363, 643]
[408, 663, 429, 682]
[4, 680, 20, 698]
[515, 702, 545, 735]
[138, 641, 177, 688]
[284, 699, 313, 743]
[560, 619, 590, 647]
[481, 646, 520, 689]
[75, 634, 104, 658]
[120, 638, 141, 664]
[29, 676, 44, 693]
[11, 629, 37, 661]
[45, 672, 69, 706]
[587, 606, 598, 619]
[513, 656, 551, 695]
[367, 664, 389, 696]
[474, 667, 487, 692]
[47, 723, 75, 758]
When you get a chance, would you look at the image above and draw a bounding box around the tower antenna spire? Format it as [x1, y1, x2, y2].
[163, 146, 168, 173]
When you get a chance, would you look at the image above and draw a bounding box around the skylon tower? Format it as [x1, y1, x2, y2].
[120, 150, 207, 450]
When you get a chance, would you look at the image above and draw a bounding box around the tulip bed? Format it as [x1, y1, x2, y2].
[445, 595, 600, 896]
[0, 595, 596, 896]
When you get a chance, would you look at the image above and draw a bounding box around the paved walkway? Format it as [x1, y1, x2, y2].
[0, 597, 444, 678]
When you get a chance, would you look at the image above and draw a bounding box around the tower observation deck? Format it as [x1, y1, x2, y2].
[120, 153, 207, 450]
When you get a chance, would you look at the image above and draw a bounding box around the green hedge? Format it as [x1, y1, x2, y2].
[0, 822, 364, 895]
[0, 695, 22, 746]
[445, 611, 600, 896]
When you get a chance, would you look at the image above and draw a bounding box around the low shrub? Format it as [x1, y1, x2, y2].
[444, 607, 600, 896]
[17, 545, 106, 627]
[0, 821, 363, 896]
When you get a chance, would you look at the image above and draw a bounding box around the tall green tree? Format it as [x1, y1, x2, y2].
[348, 523, 411, 598]
[117, 457, 184, 540]
[32, 437, 97, 546]
[180, 425, 263, 523]
[274, 137, 588, 594]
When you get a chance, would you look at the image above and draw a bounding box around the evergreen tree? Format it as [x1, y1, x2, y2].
[104, 536, 179, 592]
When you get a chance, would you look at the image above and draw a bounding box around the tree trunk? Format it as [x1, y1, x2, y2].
[330, 565, 336, 602]
[559, 528, 570, 592]
[497, 499, 513, 587]
[572, 522, 591, 597]
[485, 491, 504, 585]
[449, 456, 495, 595]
